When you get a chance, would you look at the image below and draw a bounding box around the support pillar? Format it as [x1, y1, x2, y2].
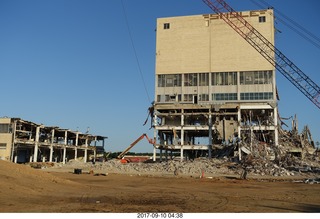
[33, 126, 40, 162]
[63, 130, 67, 164]
[84, 138, 88, 163]
[75, 132, 79, 161]
[208, 113, 212, 159]
[153, 147, 157, 162]
[181, 110, 184, 162]
[153, 114, 158, 162]
[63, 147, 66, 164]
[49, 129, 55, 162]
[238, 107, 242, 161]
[180, 147, 184, 162]
[274, 106, 279, 146]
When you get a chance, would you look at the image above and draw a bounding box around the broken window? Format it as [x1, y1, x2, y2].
[212, 72, 237, 86]
[157, 74, 181, 87]
[184, 73, 198, 86]
[240, 71, 272, 85]
[199, 73, 209, 86]
[199, 94, 209, 101]
[183, 94, 193, 102]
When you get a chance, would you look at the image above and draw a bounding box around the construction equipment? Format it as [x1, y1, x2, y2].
[202, 0, 320, 110]
[117, 133, 154, 160]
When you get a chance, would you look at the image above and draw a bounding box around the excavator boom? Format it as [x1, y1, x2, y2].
[117, 133, 154, 159]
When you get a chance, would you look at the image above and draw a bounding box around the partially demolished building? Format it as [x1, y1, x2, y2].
[0, 117, 106, 163]
[152, 9, 279, 161]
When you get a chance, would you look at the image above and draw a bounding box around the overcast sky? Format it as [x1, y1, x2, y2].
[1, 0, 319, 152]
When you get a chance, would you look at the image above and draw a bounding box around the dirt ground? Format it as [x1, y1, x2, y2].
[0, 160, 320, 213]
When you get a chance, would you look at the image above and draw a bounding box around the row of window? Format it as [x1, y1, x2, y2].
[157, 92, 273, 102]
[162, 16, 265, 30]
[158, 71, 273, 87]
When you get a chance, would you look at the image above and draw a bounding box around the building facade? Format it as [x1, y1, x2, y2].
[152, 9, 278, 161]
[0, 117, 106, 163]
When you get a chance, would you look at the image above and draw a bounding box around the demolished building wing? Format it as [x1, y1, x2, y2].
[0, 117, 107, 163]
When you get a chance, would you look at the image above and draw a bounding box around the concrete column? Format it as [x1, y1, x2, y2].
[84, 138, 88, 163]
[64, 130, 68, 145]
[208, 113, 212, 159]
[238, 107, 242, 161]
[181, 109, 184, 162]
[63, 147, 66, 164]
[10, 121, 17, 162]
[180, 147, 184, 162]
[153, 146, 157, 162]
[153, 120, 157, 161]
[75, 132, 79, 161]
[49, 129, 55, 162]
[274, 106, 279, 146]
[75, 132, 79, 146]
[74, 148, 78, 160]
[62, 130, 68, 164]
[33, 126, 40, 162]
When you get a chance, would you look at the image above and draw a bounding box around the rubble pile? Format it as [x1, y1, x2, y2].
[46, 121, 319, 179]
[238, 124, 320, 177]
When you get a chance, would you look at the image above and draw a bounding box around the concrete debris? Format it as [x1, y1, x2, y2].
[46, 119, 319, 179]
[293, 178, 320, 184]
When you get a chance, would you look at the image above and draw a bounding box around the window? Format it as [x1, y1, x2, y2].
[212, 72, 237, 86]
[164, 23, 170, 29]
[0, 124, 9, 133]
[199, 94, 209, 101]
[259, 16, 266, 23]
[184, 73, 198, 86]
[199, 73, 209, 86]
[183, 94, 193, 102]
[158, 74, 181, 87]
[240, 92, 273, 100]
[240, 71, 272, 85]
[213, 93, 237, 101]
[0, 143, 6, 150]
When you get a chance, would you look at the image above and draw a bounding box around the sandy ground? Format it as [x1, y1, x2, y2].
[0, 160, 320, 213]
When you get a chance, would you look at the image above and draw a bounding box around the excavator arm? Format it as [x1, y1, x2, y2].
[117, 133, 154, 159]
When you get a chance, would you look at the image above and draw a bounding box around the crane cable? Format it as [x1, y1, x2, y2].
[120, 0, 151, 103]
[250, 0, 320, 50]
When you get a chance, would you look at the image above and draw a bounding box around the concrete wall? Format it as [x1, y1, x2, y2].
[0, 118, 13, 160]
[155, 10, 274, 74]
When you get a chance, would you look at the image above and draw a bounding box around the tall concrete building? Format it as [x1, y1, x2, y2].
[152, 9, 278, 161]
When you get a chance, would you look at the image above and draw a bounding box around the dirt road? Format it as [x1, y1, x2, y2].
[0, 160, 319, 213]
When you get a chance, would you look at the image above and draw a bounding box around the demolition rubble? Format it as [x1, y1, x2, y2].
[44, 124, 319, 180]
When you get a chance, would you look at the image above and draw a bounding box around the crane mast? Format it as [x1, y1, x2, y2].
[202, 0, 320, 110]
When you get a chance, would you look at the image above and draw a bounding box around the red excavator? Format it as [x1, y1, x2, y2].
[117, 133, 155, 163]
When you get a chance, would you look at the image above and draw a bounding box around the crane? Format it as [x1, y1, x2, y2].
[202, 0, 320, 110]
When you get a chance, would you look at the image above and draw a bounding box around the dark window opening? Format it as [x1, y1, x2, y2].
[259, 16, 266, 23]
[164, 23, 170, 29]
